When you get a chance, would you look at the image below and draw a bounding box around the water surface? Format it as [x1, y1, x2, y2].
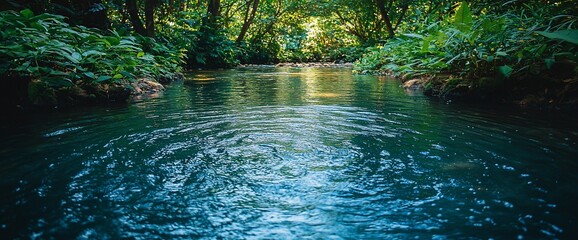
[1, 67, 577, 239]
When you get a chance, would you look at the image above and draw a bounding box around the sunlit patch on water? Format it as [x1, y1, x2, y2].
[309, 92, 342, 98]
[194, 77, 216, 81]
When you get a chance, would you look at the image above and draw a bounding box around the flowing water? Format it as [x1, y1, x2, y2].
[1, 67, 577, 239]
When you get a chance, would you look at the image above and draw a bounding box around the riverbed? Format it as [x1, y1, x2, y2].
[1, 67, 577, 238]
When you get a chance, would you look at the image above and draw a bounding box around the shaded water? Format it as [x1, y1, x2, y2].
[1, 67, 578, 239]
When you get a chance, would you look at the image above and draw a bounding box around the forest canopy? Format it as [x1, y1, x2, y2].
[4, 0, 572, 65]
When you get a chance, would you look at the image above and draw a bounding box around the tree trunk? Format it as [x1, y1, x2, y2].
[127, 0, 147, 36]
[236, 0, 259, 43]
[375, 0, 395, 38]
[144, 0, 156, 37]
[394, 4, 409, 31]
[334, 10, 367, 43]
[207, 0, 221, 25]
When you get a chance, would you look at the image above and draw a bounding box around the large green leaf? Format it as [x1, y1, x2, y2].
[104, 36, 121, 46]
[498, 65, 513, 78]
[20, 9, 34, 19]
[481, 17, 505, 33]
[82, 50, 105, 57]
[96, 75, 112, 82]
[453, 2, 473, 32]
[402, 33, 424, 39]
[83, 71, 96, 79]
[421, 35, 435, 53]
[535, 30, 578, 45]
[71, 52, 82, 61]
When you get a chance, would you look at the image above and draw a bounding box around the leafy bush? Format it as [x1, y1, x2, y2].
[237, 40, 281, 64]
[185, 25, 239, 68]
[0, 9, 183, 89]
[326, 46, 366, 63]
[354, 1, 578, 82]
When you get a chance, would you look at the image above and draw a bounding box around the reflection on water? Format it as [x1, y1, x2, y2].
[1, 67, 578, 239]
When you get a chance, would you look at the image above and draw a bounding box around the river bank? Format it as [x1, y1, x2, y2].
[398, 70, 578, 109]
[1, 74, 184, 111]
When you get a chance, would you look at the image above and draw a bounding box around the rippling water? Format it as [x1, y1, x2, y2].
[1, 67, 578, 239]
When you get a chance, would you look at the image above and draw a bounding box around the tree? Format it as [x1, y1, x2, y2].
[236, 0, 260, 43]
[323, 0, 382, 43]
[206, 0, 221, 26]
[375, 0, 410, 38]
[126, 0, 157, 37]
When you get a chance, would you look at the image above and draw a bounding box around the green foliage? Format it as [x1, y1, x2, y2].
[0, 9, 183, 90]
[327, 46, 367, 63]
[355, 1, 578, 85]
[453, 1, 473, 31]
[186, 25, 239, 68]
[536, 30, 578, 45]
[238, 41, 280, 64]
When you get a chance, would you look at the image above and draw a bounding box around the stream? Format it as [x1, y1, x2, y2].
[1, 67, 577, 239]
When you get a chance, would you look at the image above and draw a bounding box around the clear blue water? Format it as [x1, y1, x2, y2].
[1, 67, 577, 239]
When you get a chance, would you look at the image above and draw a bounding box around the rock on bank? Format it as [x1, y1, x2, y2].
[1, 74, 184, 111]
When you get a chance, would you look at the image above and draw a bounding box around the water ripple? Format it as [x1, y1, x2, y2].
[1, 68, 578, 239]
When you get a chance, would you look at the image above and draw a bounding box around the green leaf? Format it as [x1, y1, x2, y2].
[545, 58, 555, 70]
[498, 65, 513, 78]
[453, 2, 473, 32]
[76, 65, 87, 72]
[535, 30, 578, 45]
[421, 35, 435, 53]
[120, 70, 134, 79]
[105, 36, 121, 46]
[20, 9, 34, 19]
[195, 55, 206, 64]
[96, 75, 112, 82]
[137, 51, 145, 58]
[82, 50, 105, 57]
[84, 72, 96, 79]
[481, 17, 504, 33]
[113, 74, 123, 79]
[71, 52, 82, 61]
[30, 22, 47, 32]
[49, 70, 70, 76]
[59, 28, 81, 36]
[495, 51, 508, 57]
[403, 33, 424, 39]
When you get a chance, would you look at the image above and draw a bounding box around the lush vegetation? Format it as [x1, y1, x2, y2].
[1, 0, 577, 107]
[0, 9, 183, 86]
[0, 7, 183, 107]
[354, 1, 578, 104]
